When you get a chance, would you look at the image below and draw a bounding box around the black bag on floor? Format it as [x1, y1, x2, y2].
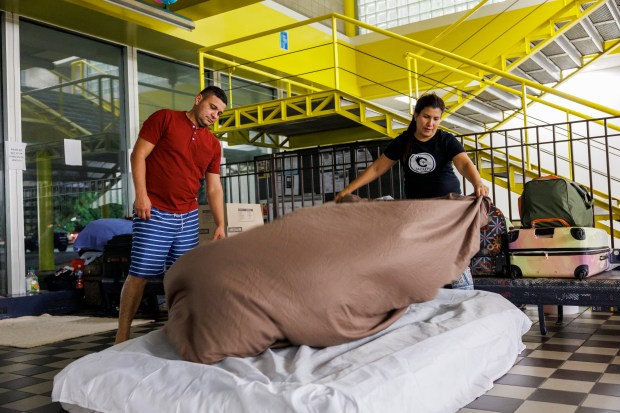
[102, 233, 132, 282]
[100, 233, 164, 315]
[45, 268, 77, 291]
[470, 204, 510, 277]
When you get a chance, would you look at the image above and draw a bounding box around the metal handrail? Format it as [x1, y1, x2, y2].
[199, 11, 620, 121]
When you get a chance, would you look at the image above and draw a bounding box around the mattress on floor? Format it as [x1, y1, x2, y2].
[52, 289, 532, 413]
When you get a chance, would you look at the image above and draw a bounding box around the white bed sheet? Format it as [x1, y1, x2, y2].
[52, 289, 532, 413]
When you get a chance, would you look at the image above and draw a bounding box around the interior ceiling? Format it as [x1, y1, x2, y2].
[4, 0, 620, 143]
[163, 0, 262, 20]
[0, 0, 262, 64]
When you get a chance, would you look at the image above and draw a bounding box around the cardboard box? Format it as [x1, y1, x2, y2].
[198, 203, 264, 243]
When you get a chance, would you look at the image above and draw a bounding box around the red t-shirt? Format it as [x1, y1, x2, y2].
[139, 109, 221, 213]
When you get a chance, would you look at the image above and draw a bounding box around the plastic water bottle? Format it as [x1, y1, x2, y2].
[31, 272, 40, 293]
[26, 268, 36, 294]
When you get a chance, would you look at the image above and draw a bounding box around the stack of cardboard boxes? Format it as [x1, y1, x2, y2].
[198, 203, 264, 243]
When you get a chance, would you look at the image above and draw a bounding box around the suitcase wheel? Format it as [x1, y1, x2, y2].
[510, 265, 522, 279]
[574, 265, 589, 280]
[508, 230, 519, 243]
[570, 227, 586, 241]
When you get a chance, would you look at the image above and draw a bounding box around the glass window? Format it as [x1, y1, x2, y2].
[0, 20, 6, 295]
[136, 52, 203, 126]
[359, 0, 507, 34]
[220, 74, 276, 109]
[20, 20, 125, 274]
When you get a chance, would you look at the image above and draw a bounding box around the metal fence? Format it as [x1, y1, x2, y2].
[220, 116, 619, 248]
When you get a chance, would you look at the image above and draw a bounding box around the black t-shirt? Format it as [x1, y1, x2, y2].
[383, 128, 465, 199]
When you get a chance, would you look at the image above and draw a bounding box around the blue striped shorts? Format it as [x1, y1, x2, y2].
[129, 207, 199, 279]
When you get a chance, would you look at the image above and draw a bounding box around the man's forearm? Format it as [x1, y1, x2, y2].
[206, 186, 225, 228]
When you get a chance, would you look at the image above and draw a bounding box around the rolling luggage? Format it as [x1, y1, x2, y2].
[470, 204, 510, 277]
[508, 227, 611, 279]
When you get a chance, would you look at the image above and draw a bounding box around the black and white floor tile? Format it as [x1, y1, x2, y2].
[0, 319, 163, 413]
[459, 307, 620, 413]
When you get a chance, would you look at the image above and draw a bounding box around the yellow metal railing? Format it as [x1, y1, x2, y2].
[70, 59, 120, 116]
[199, 11, 619, 126]
[196, 10, 619, 237]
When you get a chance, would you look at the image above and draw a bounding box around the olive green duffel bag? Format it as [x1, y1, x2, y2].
[519, 175, 594, 228]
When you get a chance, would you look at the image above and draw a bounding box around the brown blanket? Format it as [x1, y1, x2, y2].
[164, 196, 490, 364]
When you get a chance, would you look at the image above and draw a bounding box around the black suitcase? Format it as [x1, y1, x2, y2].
[100, 234, 164, 315]
[102, 234, 133, 282]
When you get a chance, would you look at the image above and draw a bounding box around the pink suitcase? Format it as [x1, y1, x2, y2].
[508, 227, 611, 279]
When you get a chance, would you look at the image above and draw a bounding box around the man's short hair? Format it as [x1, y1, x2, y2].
[200, 85, 228, 106]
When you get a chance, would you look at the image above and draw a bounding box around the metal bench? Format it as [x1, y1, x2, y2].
[474, 267, 620, 334]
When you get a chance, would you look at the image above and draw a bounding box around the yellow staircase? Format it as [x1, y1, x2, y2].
[200, 7, 620, 237]
[212, 89, 619, 238]
[214, 90, 409, 148]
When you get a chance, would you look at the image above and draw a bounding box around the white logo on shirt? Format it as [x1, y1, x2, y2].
[408, 153, 436, 174]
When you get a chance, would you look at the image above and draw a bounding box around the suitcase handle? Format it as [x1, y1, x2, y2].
[531, 218, 571, 228]
[534, 227, 555, 237]
[533, 227, 588, 241]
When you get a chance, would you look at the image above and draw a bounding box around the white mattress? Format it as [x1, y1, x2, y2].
[52, 289, 532, 413]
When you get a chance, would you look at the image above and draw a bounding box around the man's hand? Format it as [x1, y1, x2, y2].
[134, 195, 152, 220]
[212, 226, 226, 240]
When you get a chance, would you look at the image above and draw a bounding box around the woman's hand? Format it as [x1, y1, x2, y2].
[335, 190, 350, 203]
[473, 182, 489, 197]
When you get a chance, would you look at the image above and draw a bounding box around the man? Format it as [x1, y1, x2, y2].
[335, 92, 489, 290]
[115, 86, 228, 344]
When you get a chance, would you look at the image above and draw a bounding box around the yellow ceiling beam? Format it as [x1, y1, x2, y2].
[199, 12, 361, 96]
[355, 2, 567, 97]
[287, 126, 384, 149]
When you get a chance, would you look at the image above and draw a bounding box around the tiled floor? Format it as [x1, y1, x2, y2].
[460, 307, 620, 413]
[0, 317, 165, 413]
[0, 307, 619, 413]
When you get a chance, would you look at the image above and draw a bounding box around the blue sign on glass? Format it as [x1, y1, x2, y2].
[280, 31, 289, 50]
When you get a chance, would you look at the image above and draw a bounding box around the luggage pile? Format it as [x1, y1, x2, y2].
[471, 175, 613, 280]
[512, 175, 610, 279]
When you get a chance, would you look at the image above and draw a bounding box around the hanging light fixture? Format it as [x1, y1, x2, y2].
[102, 0, 195, 31]
[153, 0, 178, 11]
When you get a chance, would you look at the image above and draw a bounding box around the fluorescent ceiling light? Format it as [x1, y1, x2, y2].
[53, 56, 81, 65]
[394, 96, 414, 104]
[103, 0, 195, 31]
